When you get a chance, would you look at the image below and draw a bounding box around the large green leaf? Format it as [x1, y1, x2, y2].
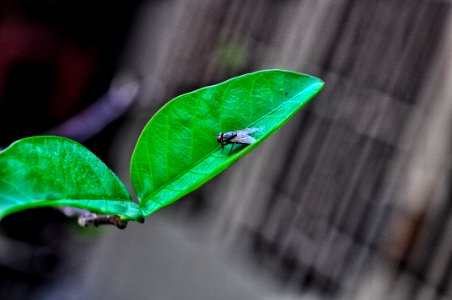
[0, 136, 142, 221]
[131, 70, 324, 216]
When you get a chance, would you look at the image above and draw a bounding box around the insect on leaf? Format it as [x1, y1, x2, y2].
[131, 69, 324, 216]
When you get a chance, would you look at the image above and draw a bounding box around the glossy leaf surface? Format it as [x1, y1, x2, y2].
[131, 70, 324, 216]
[0, 137, 142, 221]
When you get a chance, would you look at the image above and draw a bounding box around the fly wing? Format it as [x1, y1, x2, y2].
[230, 135, 256, 145]
[229, 127, 260, 144]
[236, 127, 260, 135]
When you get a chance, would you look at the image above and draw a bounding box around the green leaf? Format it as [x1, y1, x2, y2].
[0, 136, 142, 221]
[131, 69, 324, 216]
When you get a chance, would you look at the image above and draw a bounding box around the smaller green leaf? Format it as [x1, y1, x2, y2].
[0, 136, 142, 221]
[131, 70, 324, 216]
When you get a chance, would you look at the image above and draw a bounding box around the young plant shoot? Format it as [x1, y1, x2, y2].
[0, 70, 324, 228]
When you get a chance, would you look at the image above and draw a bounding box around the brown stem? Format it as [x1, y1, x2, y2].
[58, 207, 128, 229]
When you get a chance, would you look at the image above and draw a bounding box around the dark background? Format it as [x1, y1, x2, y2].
[0, 0, 451, 299]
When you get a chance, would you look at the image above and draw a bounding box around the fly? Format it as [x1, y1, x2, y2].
[216, 127, 260, 155]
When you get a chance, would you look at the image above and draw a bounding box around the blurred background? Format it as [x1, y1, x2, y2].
[0, 0, 451, 299]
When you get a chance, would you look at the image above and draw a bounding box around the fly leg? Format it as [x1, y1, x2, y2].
[228, 143, 235, 155]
